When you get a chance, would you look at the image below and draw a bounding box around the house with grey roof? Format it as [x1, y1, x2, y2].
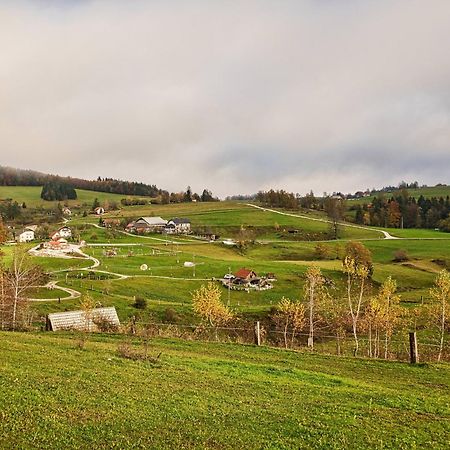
[126, 217, 167, 233]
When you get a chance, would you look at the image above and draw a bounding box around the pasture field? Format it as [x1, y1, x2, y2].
[6, 198, 447, 325]
[0, 332, 449, 449]
[73, 201, 382, 241]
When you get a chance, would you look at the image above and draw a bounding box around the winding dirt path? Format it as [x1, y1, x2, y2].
[29, 281, 81, 302]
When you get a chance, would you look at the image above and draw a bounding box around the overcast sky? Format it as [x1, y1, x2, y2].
[1, 1, 449, 197]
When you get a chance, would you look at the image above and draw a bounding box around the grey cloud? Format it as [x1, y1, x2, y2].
[0, 0, 449, 197]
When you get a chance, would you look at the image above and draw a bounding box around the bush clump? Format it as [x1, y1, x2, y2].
[133, 297, 147, 309]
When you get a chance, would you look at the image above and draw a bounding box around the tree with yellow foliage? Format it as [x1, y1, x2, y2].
[273, 297, 306, 349]
[0, 219, 8, 244]
[364, 277, 401, 358]
[192, 283, 234, 339]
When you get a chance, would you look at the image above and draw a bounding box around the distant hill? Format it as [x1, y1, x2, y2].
[348, 184, 450, 204]
[0, 166, 164, 198]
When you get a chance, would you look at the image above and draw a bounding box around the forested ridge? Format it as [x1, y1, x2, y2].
[0, 166, 162, 197]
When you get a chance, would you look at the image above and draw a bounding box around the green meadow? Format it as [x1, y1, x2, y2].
[12, 199, 447, 325]
[0, 332, 448, 449]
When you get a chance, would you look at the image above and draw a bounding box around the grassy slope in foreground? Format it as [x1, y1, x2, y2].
[0, 332, 449, 449]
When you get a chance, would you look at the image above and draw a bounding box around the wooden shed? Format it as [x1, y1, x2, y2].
[46, 307, 120, 332]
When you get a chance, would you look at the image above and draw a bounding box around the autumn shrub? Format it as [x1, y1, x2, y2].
[163, 307, 179, 323]
[393, 249, 409, 262]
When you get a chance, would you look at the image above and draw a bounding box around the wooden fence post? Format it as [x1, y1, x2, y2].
[409, 332, 418, 364]
[254, 321, 261, 346]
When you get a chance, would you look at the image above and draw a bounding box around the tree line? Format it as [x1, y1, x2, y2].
[255, 188, 450, 231]
[352, 191, 450, 229]
[0, 166, 220, 205]
[256, 189, 333, 211]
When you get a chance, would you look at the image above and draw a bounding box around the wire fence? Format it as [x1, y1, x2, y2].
[76, 319, 450, 364]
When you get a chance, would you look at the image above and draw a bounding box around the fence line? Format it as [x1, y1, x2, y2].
[99, 319, 449, 363]
[125, 320, 447, 346]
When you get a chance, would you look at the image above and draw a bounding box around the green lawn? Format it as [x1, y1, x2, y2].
[0, 332, 448, 449]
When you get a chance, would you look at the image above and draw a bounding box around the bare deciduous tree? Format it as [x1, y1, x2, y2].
[2, 246, 44, 330]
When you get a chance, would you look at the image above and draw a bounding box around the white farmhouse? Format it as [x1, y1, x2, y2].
[18, 228, 35, 243]
[58, 226, 72, 238]
[164, 218, 191, 234]
[52, 226, 72, 240]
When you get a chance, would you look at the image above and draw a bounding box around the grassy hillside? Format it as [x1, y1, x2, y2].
[73, 201, 382, 240]
[0, 332, 448, 449]
[2, 198, 450, 324]
[0, 197, 443, 321]
[0, 185, 143, 209]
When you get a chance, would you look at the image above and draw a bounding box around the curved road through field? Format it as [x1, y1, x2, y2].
[246, 204, 398, 240]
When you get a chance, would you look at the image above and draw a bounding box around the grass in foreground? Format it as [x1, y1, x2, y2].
[0, 332, 449, 449]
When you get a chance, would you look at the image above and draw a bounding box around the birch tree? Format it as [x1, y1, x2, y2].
[304, 266, 326, 349]
[343, 256, 369, 356]
[429, 270, 450, 362]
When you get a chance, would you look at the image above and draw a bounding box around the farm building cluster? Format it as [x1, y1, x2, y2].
[28, 225, 87, 258]
[221, 268, 276, 291]
[16, 225, 73, 244]
[124, 217, 191, 235]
